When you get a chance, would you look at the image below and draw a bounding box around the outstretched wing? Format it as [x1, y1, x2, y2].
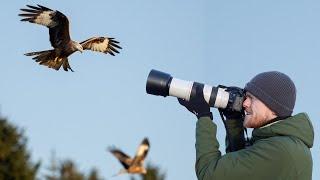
[80, 37, 122, 56]
[108, 147, 132, 169]
[19, 4, 71, 48]
[131, 138, 150, 167]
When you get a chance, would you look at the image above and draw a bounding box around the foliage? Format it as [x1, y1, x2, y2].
[0, 117, 40, 180]
[0, 116, 164, 180]
[44, 152, 103, 180]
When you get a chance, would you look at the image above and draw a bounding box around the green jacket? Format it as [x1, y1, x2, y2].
[195, 113, 314, 180]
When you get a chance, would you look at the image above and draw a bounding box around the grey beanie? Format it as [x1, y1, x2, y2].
[244, 71, 296, 117]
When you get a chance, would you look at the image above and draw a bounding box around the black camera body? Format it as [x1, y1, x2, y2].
[146, 69, 245, 112]
[217, 85, 245, 112]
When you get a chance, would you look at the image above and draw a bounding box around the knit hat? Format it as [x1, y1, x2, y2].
[244, 71, 296, 117]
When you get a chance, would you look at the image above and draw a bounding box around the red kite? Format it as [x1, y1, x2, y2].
[108, 137, 150, 176]
[19, 4, 122, 72]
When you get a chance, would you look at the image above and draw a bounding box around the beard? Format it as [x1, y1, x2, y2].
[243, 112, 266, 128]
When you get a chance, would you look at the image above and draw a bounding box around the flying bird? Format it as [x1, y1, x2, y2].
[108, 137, 150, 176]
[19, 4, 122, 72]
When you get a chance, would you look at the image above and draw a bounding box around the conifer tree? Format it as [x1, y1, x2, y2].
[0, 117, 40, 180]
[45, 152, 103, 180]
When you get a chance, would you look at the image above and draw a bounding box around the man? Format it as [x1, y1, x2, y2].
[178, 71, 314, 180]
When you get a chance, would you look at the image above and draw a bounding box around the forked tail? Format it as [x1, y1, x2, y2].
[24, 50, 74, 72]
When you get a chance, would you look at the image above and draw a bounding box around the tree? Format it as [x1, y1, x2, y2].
[0, 115, 103, 180]
[59, 160, 85, 180]
[0, 117, 40, 180]
[45, 152, 103, 180]
[44, 150, 59, 180]
[87, 168, 100, 180]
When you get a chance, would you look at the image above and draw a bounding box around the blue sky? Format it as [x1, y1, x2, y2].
[1, 0, 319, 179]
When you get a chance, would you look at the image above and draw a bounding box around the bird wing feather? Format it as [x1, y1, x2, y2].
[131, 138, 150, 166]
[109, 147, 132, 169]
[80, 37, 122, 56]
[19, 4, 71, 48]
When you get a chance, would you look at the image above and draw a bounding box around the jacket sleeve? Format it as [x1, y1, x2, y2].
[195, 117, 291, 180]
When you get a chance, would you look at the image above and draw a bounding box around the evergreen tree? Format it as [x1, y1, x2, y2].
[44, 150, 59, 180]
[45, 153, 103, 180]
[87, 168, 101, 180]
[141, 163, 166, 180]
[0, 115, 103, 180]
[59, 160, 84, 180]
[0, 117, 40, 180]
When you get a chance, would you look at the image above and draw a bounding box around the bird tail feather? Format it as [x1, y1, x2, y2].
[107, 172, 121, 179]
[24, 50, 73, 72]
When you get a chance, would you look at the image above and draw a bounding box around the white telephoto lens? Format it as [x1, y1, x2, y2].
[214, 88, 230, 108]
[169, 78, 194, 101]
[203, 85, 213, 104]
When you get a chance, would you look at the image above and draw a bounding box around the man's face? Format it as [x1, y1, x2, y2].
[242, 92, 276, 128]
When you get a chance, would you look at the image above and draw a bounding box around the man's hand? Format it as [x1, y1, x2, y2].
[177, 83, 212, 119]
[219, 108, 244, 120]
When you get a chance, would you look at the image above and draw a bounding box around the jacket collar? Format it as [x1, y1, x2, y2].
[251, 113, 314, 148]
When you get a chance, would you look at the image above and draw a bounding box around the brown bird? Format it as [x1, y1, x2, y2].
[108, 137, 150, 176]
[19, 4, 122, 72]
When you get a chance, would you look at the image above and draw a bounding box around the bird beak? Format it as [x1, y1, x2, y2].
[77, 46, 84, 53]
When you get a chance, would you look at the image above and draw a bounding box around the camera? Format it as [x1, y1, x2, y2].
[146, 69, 245, 112]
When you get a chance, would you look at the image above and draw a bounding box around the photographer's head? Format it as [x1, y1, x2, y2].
[243, 71, 296, 128]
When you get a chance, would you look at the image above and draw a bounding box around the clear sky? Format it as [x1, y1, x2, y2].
[1, 0, 319, 179]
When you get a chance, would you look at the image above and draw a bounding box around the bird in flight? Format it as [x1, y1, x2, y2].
[108, 137, 150, 176]
[19, 4, 122, 72]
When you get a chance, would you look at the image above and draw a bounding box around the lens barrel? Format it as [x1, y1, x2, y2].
[146, 69, 244, 112]
[146, 69, 172, 97]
